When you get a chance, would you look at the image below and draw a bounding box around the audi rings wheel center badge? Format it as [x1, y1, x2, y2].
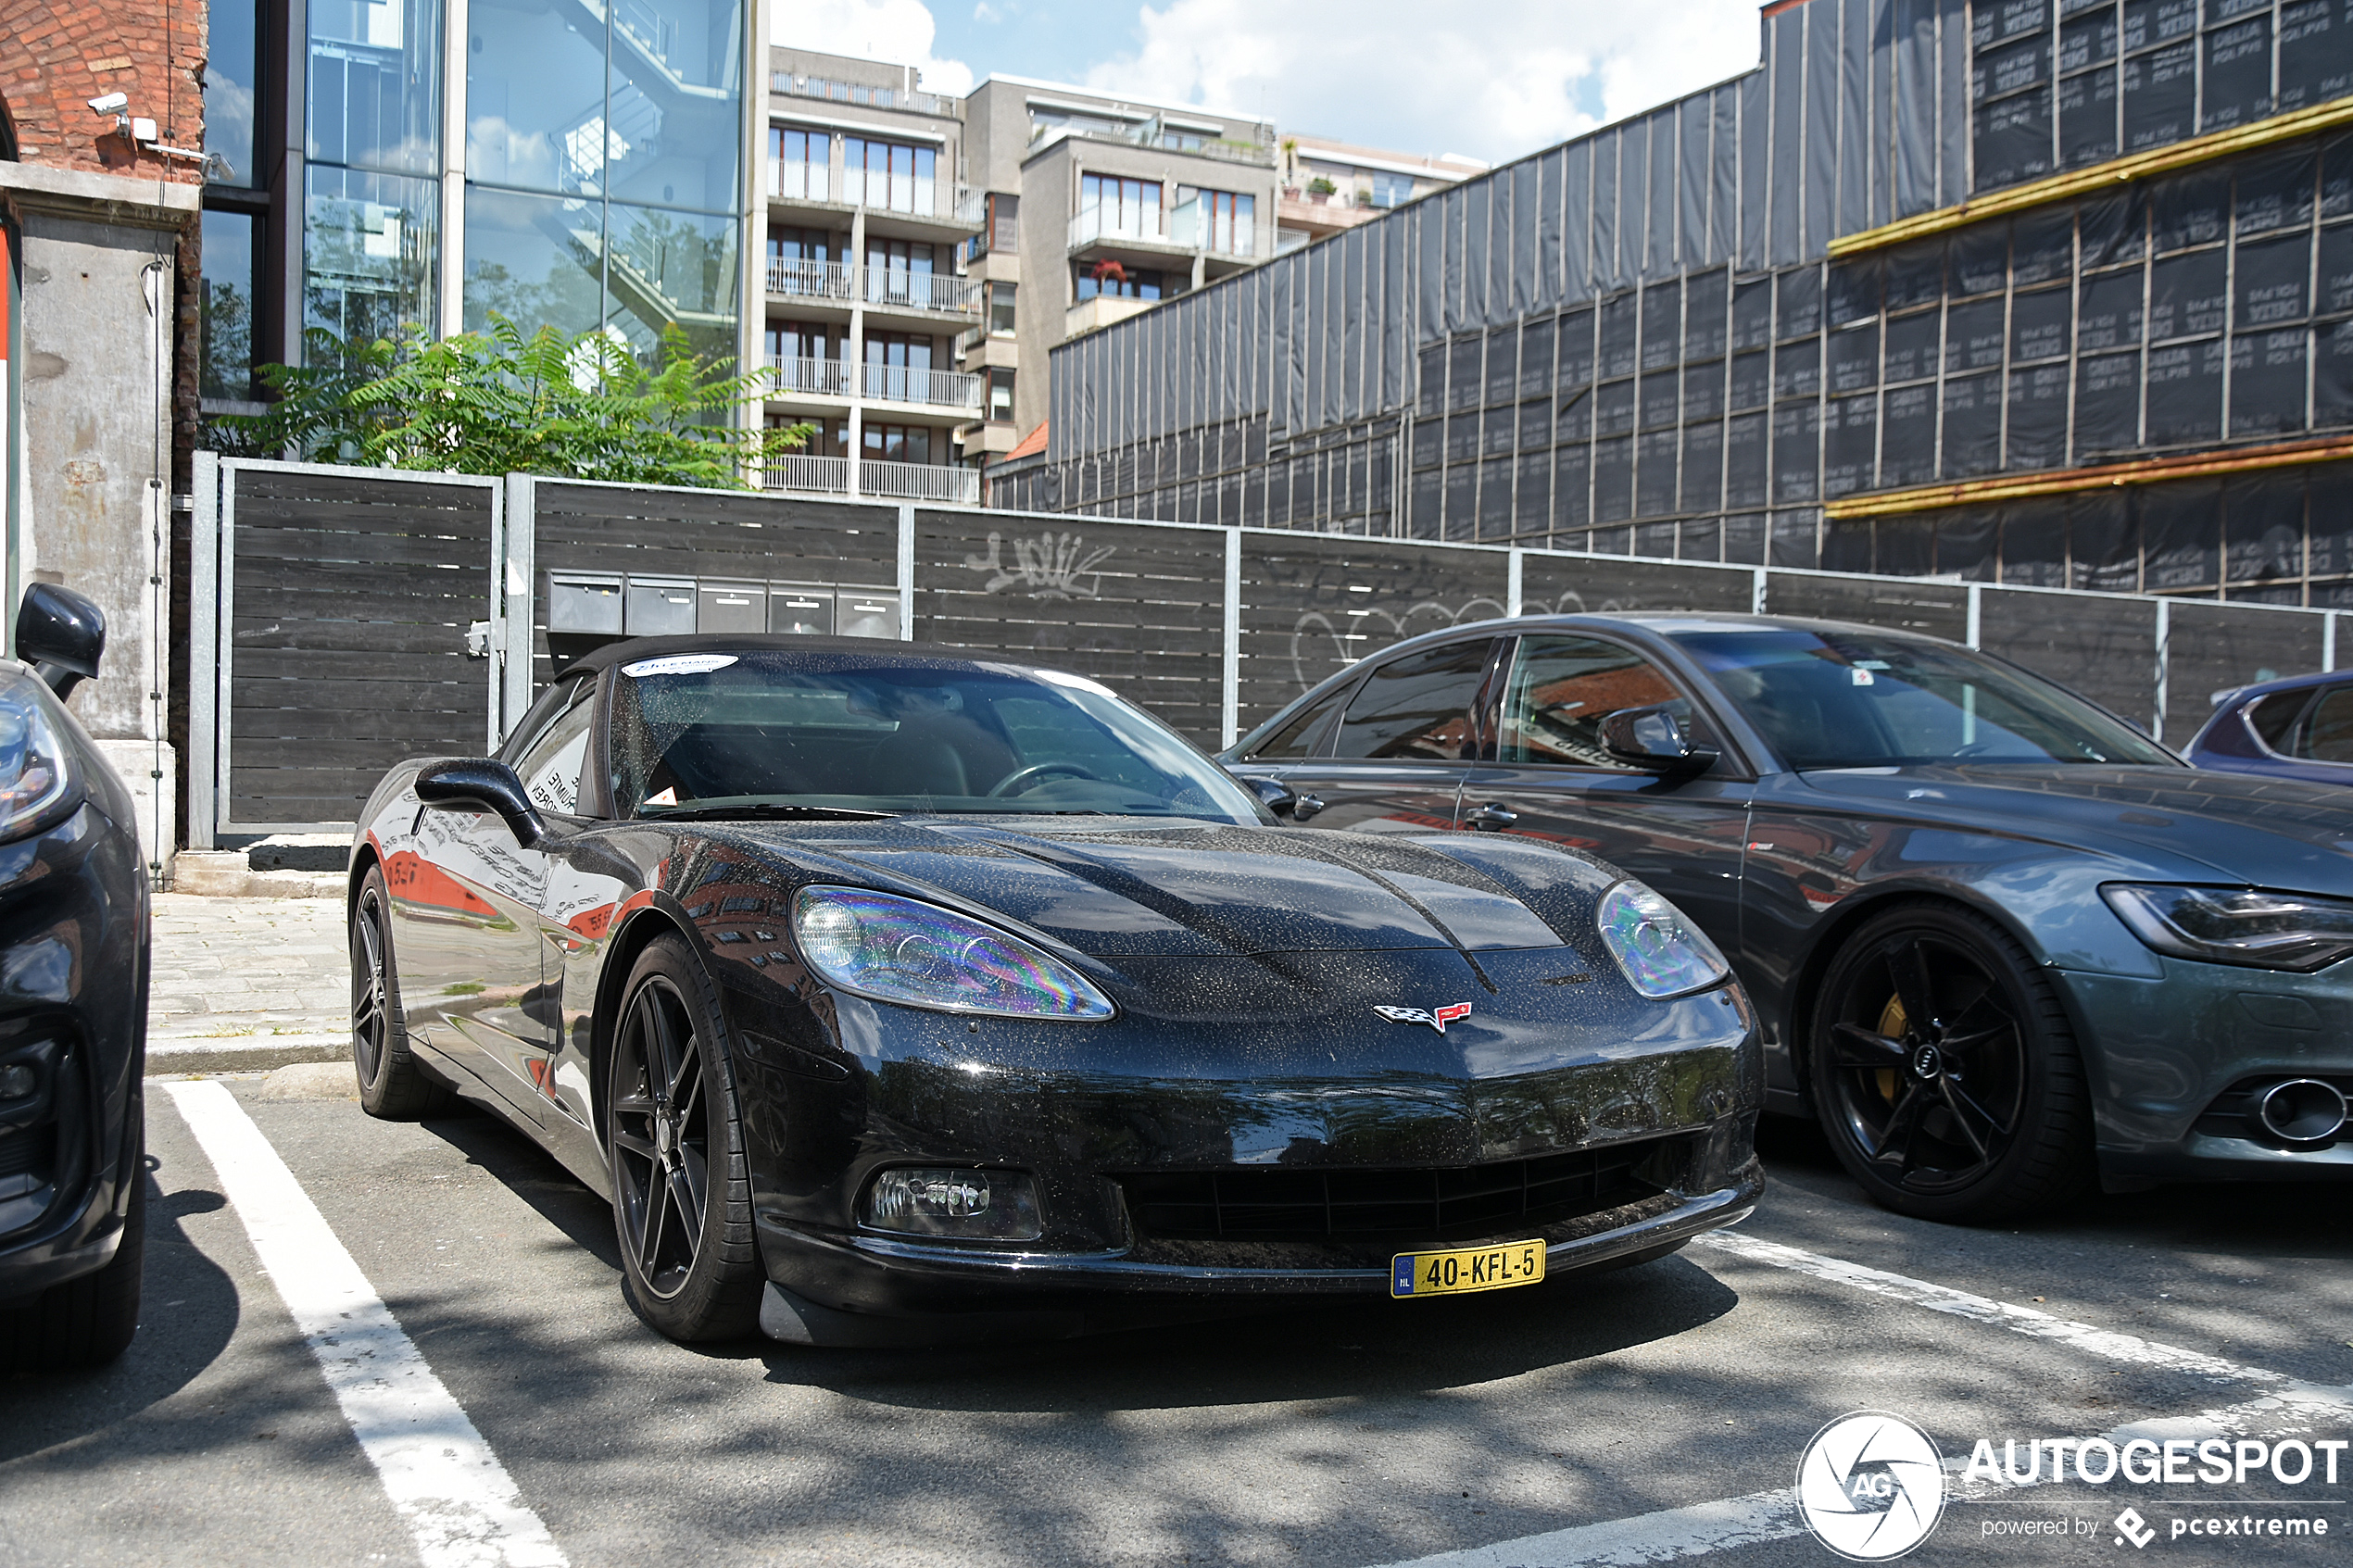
[1373, 1003, 1473, 1034]
[1795, 1411, 1946, 1561]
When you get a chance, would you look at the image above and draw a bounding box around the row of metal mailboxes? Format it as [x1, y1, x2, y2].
[547, 573, 902, 641]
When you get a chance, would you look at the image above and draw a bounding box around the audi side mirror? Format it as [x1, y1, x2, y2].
[415, 758, 547, 847]
[15, 583, 106, 700]
[1598, 706, 1718, 775]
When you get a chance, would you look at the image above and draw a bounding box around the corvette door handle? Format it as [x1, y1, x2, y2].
[1468, 802, 1518, 831]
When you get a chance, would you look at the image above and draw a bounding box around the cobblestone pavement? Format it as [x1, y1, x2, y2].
[147, 895, 349, 1066]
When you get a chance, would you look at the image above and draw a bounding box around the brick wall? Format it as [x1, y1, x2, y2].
[0, 0, 206, 179]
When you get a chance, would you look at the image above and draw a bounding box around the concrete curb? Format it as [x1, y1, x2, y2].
[170, 853, 346, 898]
[147, 1032, 350, 1075]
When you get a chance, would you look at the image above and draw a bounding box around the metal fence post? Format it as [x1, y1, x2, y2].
[1506, 547, 1524, 618]
[2153, 597, 2171, 743]
[898, 504, 916, 639]
[500, 473, 535, 740]
[1223, 528, 1242, 749]
[1966, 583, 1982, 649]
[1752, 566, 1768, 615]
[2328, 610, 2339, 673]
[187, 452, 219, 850]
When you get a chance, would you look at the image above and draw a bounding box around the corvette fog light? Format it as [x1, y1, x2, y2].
[862, 1167, 1042, 1241]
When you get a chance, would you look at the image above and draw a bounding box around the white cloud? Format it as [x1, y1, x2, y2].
[1079, 0, 1761, 166]
[769, 0, 977, 95]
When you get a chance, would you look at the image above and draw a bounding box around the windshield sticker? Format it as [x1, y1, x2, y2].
[1851, 668, 1876, 686]
[622, 654, 738, 678]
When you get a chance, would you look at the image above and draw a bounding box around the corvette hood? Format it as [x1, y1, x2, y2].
[1794, 764, 2353, 895]
[770, 817, 1586, 959]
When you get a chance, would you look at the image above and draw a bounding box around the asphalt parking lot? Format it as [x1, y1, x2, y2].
[3, 898, 2349, 1567]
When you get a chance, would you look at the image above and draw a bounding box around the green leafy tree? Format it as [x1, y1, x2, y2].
[208, 315, 812, 489]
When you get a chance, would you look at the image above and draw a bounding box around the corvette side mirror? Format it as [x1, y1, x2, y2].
[1239, 774, 1326, 822]
[416, 758, 547, 847]
[15, 583, 106, 700]
[1599, 706, 1718, 775]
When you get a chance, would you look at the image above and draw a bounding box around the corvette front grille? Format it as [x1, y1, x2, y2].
[1117, 1140, 1673, 1245]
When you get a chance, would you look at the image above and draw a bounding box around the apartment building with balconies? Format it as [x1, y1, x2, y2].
[956, 77, 1282, 461]
[1274, 136, 1483, 253]
[760, 46, 985, 504]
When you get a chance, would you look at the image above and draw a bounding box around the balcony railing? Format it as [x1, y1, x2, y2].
[771, 73, 961, 118]
[763, 261, 979, 314]
[767, 357, 852, 396]
[860, 268, 980, 314]
[765, 257, 853, 300]
[768, 166, 983, 229]
[1069, 205, 1166, 250]
[763, 455, 979, 504]
[862, 362, 982, 409]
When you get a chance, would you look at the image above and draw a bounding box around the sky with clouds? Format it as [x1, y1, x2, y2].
[775, 0, 1768, 169]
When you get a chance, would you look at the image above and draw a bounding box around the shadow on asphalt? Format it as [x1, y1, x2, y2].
[0, 1173, 240, 1463]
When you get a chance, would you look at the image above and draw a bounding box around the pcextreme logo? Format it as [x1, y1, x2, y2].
[1797, 1411, 1948, 1561]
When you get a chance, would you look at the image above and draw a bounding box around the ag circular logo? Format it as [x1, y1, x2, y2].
[1795, 1411, 1945, 1561]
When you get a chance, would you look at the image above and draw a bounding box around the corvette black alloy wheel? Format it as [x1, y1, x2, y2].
[1812, 903, 2091, 1223]
[607, 937, 762, 1340]
[351, 867, 448, 1120]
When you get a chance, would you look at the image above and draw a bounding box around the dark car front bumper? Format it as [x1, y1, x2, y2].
[722, 945, 1763, 1332]
[0, 803, 150, 1303]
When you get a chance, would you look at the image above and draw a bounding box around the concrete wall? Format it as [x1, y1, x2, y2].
[1, 162, 198, 876]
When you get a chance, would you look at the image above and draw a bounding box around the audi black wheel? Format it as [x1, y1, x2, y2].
[351, 866, 449, 1120]
[1810, 902, 2092, 1223]
[607, 937, 762, 1341]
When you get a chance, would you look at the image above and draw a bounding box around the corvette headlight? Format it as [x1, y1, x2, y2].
[0, 685, 78, 845]
[1596, 880, 1730, 998]
[2101, 884, 2353, 972]
[791, 887, 1114, 1020]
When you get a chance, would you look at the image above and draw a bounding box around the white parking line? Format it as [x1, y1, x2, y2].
[164, 1079, 569, 1568]
[1693, 1232, 2278, 1386]
[1370, 1235, 2353, 1568]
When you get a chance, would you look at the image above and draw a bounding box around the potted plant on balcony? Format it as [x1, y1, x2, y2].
[1307, 176, 1336, 205]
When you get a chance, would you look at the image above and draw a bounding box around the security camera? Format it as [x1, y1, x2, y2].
[87, 92, 129, 116]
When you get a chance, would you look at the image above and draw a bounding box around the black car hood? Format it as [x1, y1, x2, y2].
[758, 817, 1583, 959]
[1794, 764, 2353, 893]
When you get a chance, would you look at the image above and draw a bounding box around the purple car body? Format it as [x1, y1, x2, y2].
[2185, 669, 2353, 786]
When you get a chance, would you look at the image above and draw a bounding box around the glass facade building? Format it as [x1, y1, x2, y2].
[1003, 0, 2353, 608]
[200, 0, 745, 395]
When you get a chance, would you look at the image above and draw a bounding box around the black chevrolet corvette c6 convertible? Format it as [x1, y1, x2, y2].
[347, 636, 1761, 1345]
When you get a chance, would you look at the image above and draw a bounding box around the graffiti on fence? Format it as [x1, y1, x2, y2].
[963, 530, 1116, 599]
[1288, 597, 1508, 694]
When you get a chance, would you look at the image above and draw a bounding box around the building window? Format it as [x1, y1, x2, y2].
[771, 127, 830, 200]
[864, 237, 937, 307]
[988, 282, 1016, 334]
[1080, 174, 1162, 240]
[304, 0, 440, 346]
[862, 422, 937, 463]
[1177, 187, 1254, 255]
[988, 368, 1014, 421]
[1075, 260, 1168, 301]
[200, 208, 260, 404]
[205, 0, 259, 187]
[1368, 171, 1416, 209]
[845, 137, 937, 215]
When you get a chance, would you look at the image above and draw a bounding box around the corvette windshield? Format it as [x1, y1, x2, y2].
[608, 653, 1269, 822]
[1670, 628, 2179, 770]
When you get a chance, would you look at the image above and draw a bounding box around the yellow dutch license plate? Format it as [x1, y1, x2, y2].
[1390, 1238, 1546, 1298]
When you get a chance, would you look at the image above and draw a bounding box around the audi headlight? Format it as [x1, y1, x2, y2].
[2101, 884, 2353, 972]
[1596, 880, 1730, 998]
[0, 684, 79, 845]
[791, 887, 1114, 1020]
